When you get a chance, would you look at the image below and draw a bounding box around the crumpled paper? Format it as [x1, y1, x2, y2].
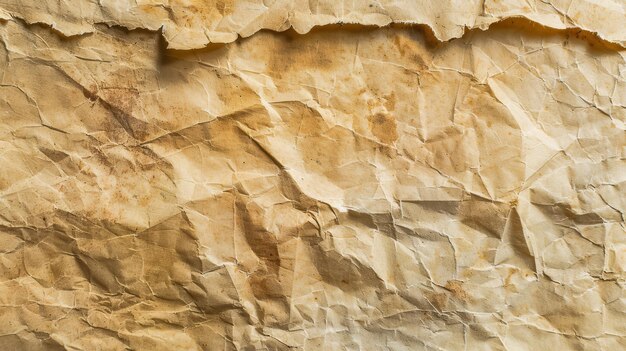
[0, 1, 624, 350]
[2, 0, 626, 49]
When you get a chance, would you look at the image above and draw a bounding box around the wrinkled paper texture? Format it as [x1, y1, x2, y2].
[0, 1, 625, 350]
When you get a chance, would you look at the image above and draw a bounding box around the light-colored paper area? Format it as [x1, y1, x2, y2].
[1, 0, 626, 49]
[0, 1, 625, 350]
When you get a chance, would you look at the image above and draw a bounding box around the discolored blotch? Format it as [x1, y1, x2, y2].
[445, 280, 468, 301]
[383, 93, 396, 111]
[427, 292, 448, 310]
[215, 0, 234, 15]
[368, 112, 398, 144]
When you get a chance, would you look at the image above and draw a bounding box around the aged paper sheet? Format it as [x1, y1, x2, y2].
[0, 1, 624, 350]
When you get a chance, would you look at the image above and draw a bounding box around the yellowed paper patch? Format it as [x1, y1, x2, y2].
[0, 1, 624, 350]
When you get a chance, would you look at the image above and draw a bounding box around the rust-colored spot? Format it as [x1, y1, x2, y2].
[445, 280, 468, 301]
[383, 93, 396, 111]
[427, 292, 448, 310]
[368, 112, 398, 144]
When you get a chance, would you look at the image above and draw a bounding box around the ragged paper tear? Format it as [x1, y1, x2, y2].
[1, 0, 626, 49]
[0, 1, 624, 350]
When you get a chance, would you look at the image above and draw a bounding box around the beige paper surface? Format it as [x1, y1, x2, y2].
[0, 1, 625, 350]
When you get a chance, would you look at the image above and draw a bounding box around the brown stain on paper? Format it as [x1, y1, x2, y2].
[445, 280, 469, 301]
[368, 112, 398, 144]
